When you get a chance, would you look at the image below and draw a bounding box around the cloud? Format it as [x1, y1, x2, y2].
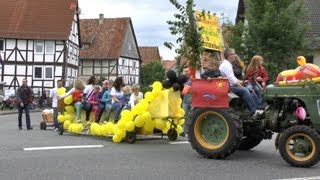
[78, 0, 239, 60]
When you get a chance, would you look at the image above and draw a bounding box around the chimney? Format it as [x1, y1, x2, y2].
[99, 13, 104, 24]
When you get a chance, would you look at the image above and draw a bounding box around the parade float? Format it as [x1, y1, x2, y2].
[55, 70, 188, 143]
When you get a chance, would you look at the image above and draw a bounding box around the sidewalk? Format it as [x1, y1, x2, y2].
[0, 108, 42, 115]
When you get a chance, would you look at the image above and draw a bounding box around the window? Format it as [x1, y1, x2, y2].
[34, 66, 53, 79]
[82, 43, 90, 49]
[35, 41, 44, 54]
[0, 39, 4, 51]
[44, 67, 53, 79]
[45, 41, 55, 54]
[34, 67, 42, 79]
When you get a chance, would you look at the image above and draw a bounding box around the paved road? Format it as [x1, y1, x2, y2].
[0, 112, 319, 180]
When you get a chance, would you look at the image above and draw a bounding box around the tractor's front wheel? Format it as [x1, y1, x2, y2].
[279, 125, 320, 167]
[188, 108, 243, 159]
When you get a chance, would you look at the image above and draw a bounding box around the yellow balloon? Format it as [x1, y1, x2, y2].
[64, 114, 73, 121]
[155, 118, 166, 130]
[162, 127, 169, 134]
[116, 129, 126, 139]
[57, 114, 65, 123]
[144, 91, 154, 102]
[75, 124, 83, 133]
[152, 88, 162, 98]
[63, 120, 71, 130]
[141, 111, 152, 121]
[65, 105, 75, 113]
[143, 120, 155, 132]
[90, 123, 98, 135]
[176, 125, 183, 135]
[116, 120, 126, 131]
[134, 115, 144, 127]
[112, 134, 122, 143]
[105, 122, 114, 135]
[125, 121, 135, 132]
[57, 88, 66, 96]
[64, 95, 73, 105]
[101, 124, 108, 136]
[152, 81, 162, 90]
[178, 119, 185, 126]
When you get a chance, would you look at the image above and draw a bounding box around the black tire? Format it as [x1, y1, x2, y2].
[40, 122, 45, 130]
[188, 108, 243, 159]
[126, 132, 136, 144]
[279, 125, 320, 167]
[167, 129, 178, 141]
[58, 122, 64, 135]
[238, 136, 263, 150]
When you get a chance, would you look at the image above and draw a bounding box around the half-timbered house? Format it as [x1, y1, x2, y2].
[0, 0, 80, 96]
[79, 14, 141, 85]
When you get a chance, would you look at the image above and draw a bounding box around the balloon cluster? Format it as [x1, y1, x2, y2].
[110, 81, 185, 143]
[162, 70, 189, 91]
[57, 81, 185, 143]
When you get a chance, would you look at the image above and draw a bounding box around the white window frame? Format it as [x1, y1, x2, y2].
[0, 39, 4, 52]
[44, 66, 53, 79]
[33, 66, 43, 79]
[34, 40, 44, 54]
[45, 41, 55, 54]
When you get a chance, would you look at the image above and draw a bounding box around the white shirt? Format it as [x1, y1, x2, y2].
[83, 84, 94, 99]
[110, 87, 124, 103]
[129, 92, 143, 107]
[219, 59, 238, 86]
[49, 88, 58, 108]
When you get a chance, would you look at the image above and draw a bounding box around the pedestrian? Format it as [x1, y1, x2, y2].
[181, 67, 193, 136]
[49, 80, 64, 130]
[16, 78, 33, 130]
[219, 48, 264, 117]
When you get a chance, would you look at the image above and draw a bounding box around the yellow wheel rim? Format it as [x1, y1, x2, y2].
[194, 111, 229, 149]
[286, 133, 316, 162]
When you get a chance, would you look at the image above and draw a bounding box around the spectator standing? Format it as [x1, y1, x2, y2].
[16, 79, 33, 130]
[50, 80, 64, 130]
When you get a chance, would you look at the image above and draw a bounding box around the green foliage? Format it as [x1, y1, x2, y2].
[165, 0, 203, 69]
[304, 80, 320, 94]
[140, 61, 166, 94]
[226, 0, 311, 82]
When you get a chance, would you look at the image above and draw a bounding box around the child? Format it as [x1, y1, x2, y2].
[100, 81, 113, 122]
[86, 85, 101, 123]
[121, 85, 132, 110]
[129, 84, 143, 108]
[59, 79, 84, 123]
[200, 60, 222, 80]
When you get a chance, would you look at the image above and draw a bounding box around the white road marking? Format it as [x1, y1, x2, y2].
[24, 145, 104, 151]
[275, 176, 320, 180]
[169, 141, 190, 144]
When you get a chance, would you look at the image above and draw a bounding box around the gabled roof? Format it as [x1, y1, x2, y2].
[80, 17, 130, 59]
[162, 60, 176, 70]
[0, 0, 77, 40]
[139, 46, 161, 65]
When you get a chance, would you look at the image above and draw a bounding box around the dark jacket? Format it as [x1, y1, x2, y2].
[16, 85, 33, 105]
[200, 69, 222, 79]
[232, 62, 244, 80]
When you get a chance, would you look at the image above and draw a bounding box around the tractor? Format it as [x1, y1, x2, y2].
[187, 79, 320, 167]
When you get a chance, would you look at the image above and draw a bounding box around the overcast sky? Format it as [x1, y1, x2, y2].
[78, 0, 239, 60]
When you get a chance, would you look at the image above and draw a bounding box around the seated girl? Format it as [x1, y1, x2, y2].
[129, 84, 143, 108]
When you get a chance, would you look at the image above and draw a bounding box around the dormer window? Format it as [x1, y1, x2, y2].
[0, 39, 4, 52]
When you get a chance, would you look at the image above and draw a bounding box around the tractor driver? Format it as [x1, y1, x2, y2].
[219, 48, 263, 117]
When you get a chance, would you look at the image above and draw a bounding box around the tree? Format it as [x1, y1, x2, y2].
[140, 61, 166, 93]
[227, 0, 311, 81]
[165, 0, 203, 70]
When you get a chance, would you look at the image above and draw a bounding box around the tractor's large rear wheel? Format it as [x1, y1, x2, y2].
[279, 125, 320, 167]
[188, 108, 243, 159]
